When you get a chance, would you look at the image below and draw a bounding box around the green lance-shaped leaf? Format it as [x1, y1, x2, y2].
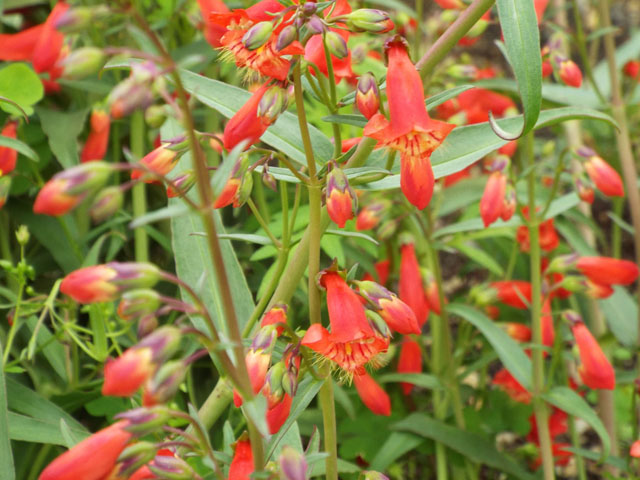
[491, 0, 542, 140]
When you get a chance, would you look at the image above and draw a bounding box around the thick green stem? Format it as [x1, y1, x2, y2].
[318, 372, 338, 480]
[415, 0, 495, 78]
[130, 110, 149, 262]
[599, 0, 640, 352]
[525, 133, 556, 480]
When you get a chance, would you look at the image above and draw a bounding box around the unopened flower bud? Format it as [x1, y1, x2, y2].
[258, 86, 288, 124]
[582, 153, 624, 197]
[325, 31, 348, 59]
[233, 169, 253, 208]
[500, 184, 516, 222]
[365, 309, 392, 338]
[117, 406, 171, 436]
[356, 280, 419, 335]
[15, 225, 29, 246]
[252, 324, 278, 351]
[137, 325, 181, 363]
[145, 104, 167, 128]
[108, 66, 156, 119]
[167, 170, 196, 198]
[279, 446, 308, 480]
[132, 144, 180, 183]
[137, 315, 159, 339]
[307, 15, 327, 35]
[148, 454, 197, 480]
[60, 47, 106, 80]
[54, 5, 110, 33]
[143, 360, 186, 406]
[326, 162, 356, 228]
[276, 25, 298, 51]
[575, 176, 594, 204]
[356, 73, 380, 120]
[262, 167, 278, 191]
[347, 9, 394, 33]
[556, 57, 583, 88]
[117, 289, 161, 321]
[446, 64, 478, 79]
[263, 361, 286, 407]
[377, 219, 398, 241]
[261, 304, 288, 333]
[90, 186, 123, 223]
[116, 441, 157, 477]
[301, 2, 317, 16]
[243, 21, 273, 50]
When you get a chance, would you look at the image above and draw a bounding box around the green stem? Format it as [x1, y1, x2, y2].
[415, 0, 496, 78]
[318, 371, 339, 480]
[599, 0, 640, 355]
[571, 0, 606, 104]
[130, 110, 149, 262]
[0, 212, 17, 292]
[247, 198, 281, 248]
[525, 132, 556, 480]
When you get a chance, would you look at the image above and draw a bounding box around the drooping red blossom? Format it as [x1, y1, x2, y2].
[81, 109, 110, 163]
[480, 171, 507, 227]
[364, 37, 455, 209]
[558, 59, 583, 88]
[131, 144, 179, 183]
[213, 177, 241, 209]
[223, 84, 272, 151]
[0, 121, 19, 175]
[571, 319, 615, 390]
[211, 0, 304, 81]
[584, 279, 614, 299]
[197, 0, 229, 48]
[353, 371, 391, 416]
[38, 421, 131, 480]
[490, 280, 532, 309]
[326, 163, 356, 228]
[228, 435, 254, 480]
[624, 60, 640, 79]
[399, 243, 430, 325]
[576, 256, 639, 286]
[504, 323, 532, 343]
[492, 368, 531, 403]
[33, 178, 83, 216]
[397, 337, 422, 395]
[301, 271, 389, 374]
[583, 154, 624, 197]
[266, 393, 293, 434]
[102, 347, 154, 397]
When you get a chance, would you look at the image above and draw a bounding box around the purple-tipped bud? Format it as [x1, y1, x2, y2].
[137, 326, 181, 363]
[488, 154, 510, 173]
[365, 309, 392, 338]
[546, 254, 579, 274]
[262, 166, 278, 191]
[325, 31, 348, 59]
[108, 77, 154, 119]
[148, 455, 197, 480]
[258, 86, 288, 124]
[252, 324, 278, 351]
[326, 162, 356, 228]
[263, 361, 286, 407]
[346, 9, 394, 33]
[356, 73, 380, 119]
[144, 360, 187, 405]
[307, 15, 327, 35]
[167, 169, 196, 198]
[576, 146, 596, 159]
[301, 2, 317, 16]
[54, 161, 113, 196]
[242, 21, 274, 50]
[116, 441, 157, 477]
[90, 186, 123, 223]
[60, 47, 107, 80]
[276, 25, 298, 51]
[117, 289, 161, 321]
[117, 406, 170, 436]
[562, 310, 583, 325]
[54, 5, 110, 33]
[107, 262, 161, 291]
[279, 446, 308, 480]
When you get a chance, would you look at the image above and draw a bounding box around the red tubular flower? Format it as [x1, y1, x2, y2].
[624, 60, 640, 80]
[132, 144, 179, 183]
[223, 84, 272, 151]
[397, 336, 422, 395]
[571, 319, 615, 390]
[301, 271, 389, 375]
[492, 368, 531, 403]
[39, 421, 131, 480]
[211, 0, 304, 81]
[490, 280, 532, 309]
[260, 304, 288, 334]
[584, 279, 614, 299]
[355, 280, 420, 335]
[356, 201, 386, 231]
[364, 37, 455, 210]
[541, 298, 555, 348]
[356, 73, 380, 119]
[480, 171, 507, 227]
[197, 0, 229, 48]
[515, 208, 559, 252]
[81, 109, 110, 162]
[399, 243, 430, 325]
[32, 2, 69, 74]
[576, 256, 639, 286]
[228, 435, 254, 480]
[213, 177, 241, 209]
[0, 121, 18, 175]
[0, 25, 45, 62]
[33, 178, 83, 216]
[102, 347, 154, 396]
[584, 154, 624, 197]
[266, 393, 292, 434]
[353, 372, 391, 416]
